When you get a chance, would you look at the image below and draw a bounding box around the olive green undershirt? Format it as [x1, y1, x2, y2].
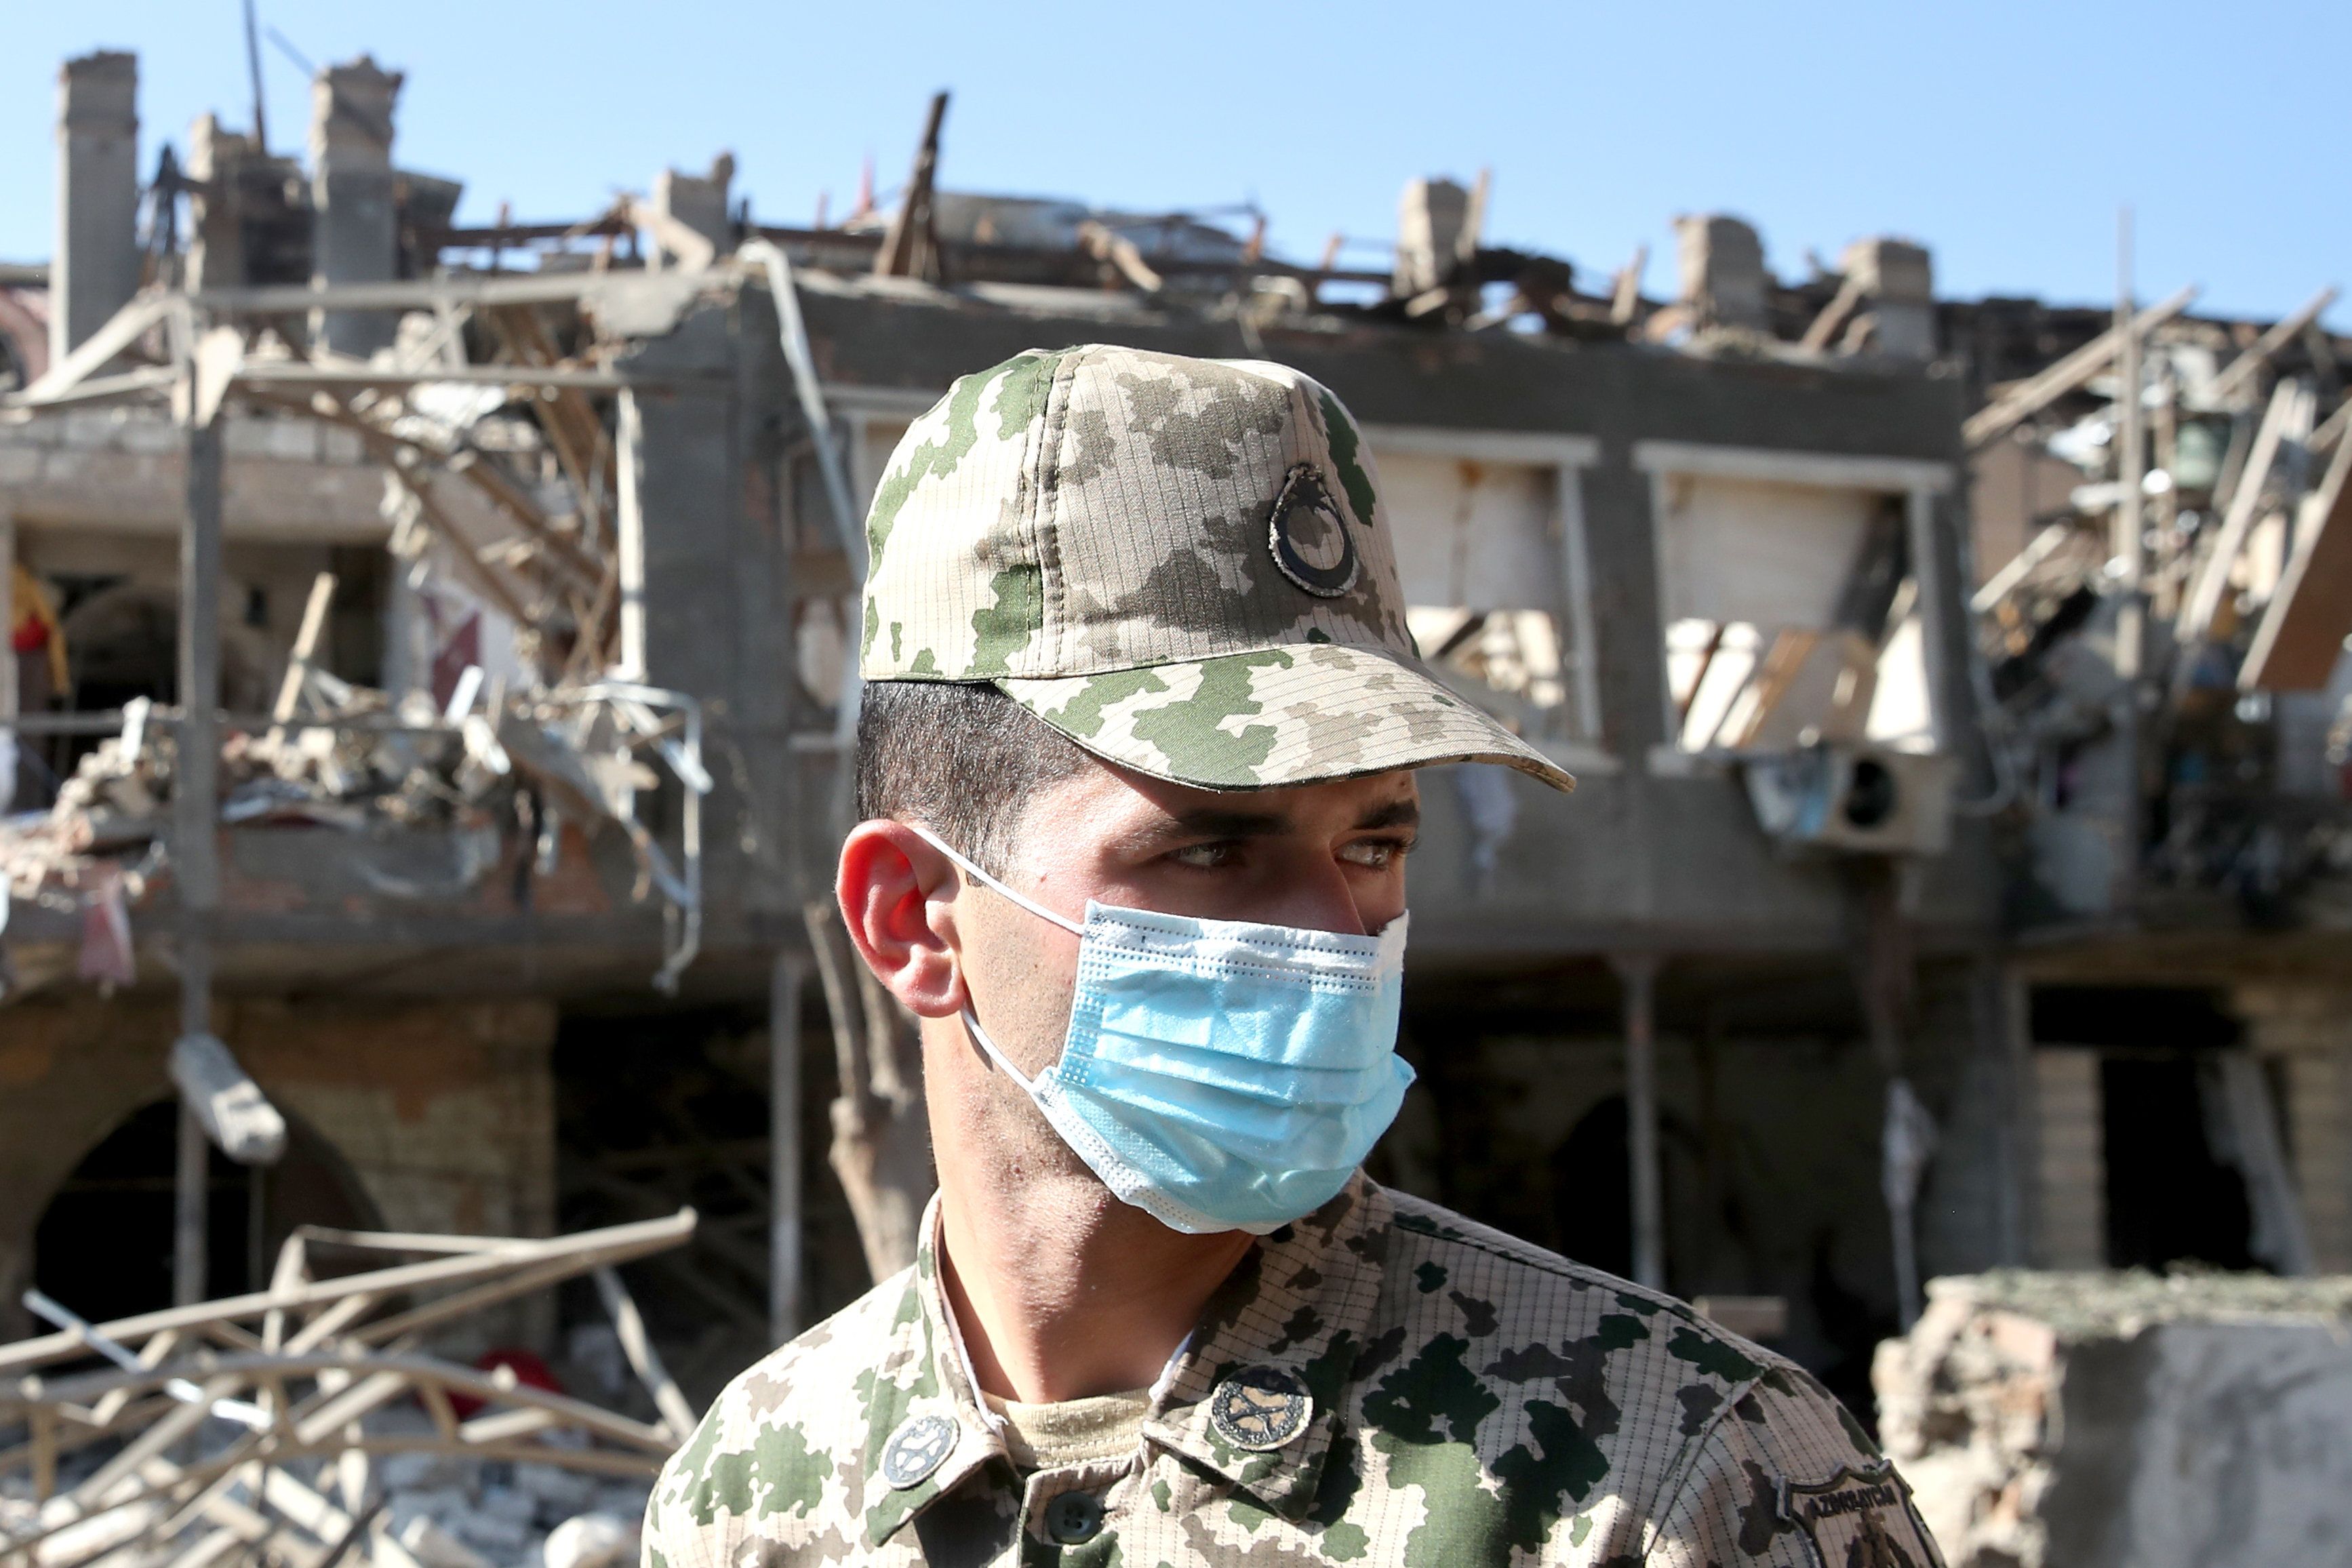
[980, 1388, 1152, 1471]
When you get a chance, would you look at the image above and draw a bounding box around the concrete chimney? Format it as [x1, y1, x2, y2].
[1393, 177, 1470, 299]
[308, 56, 403, 357]
[185, 114, 251, 293]
[1841, 237, 1936, 360]
[651, 152, 735, 271]
[1673, 214, 1768, 332]
[52, 51, 142, 363]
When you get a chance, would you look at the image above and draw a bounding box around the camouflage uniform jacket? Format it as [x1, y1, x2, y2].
[645, 1176, 1943, 1567]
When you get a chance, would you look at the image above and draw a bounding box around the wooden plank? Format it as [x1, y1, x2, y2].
[2176, 379, 2311, 644]
[1963, 285, 2197, 450]
[624, 196, 716, 274]
[0, 1210, 694, 1378]
[593, 1266, 700, 1440]
[1799, 275, 1867, 353]
[236, 362, 631, 391]
[2240, 426, 2352, 689]
[1609, 244, 1648, 326]
[875, 94, 949, 281]
[2313, 397, 2350, 458]
[22, 1352, 673, 1455]
[490, 306, 613, 548]
[268, 573, 338, 736]
[260, 1234, 306, 1354]
[2208, 285, 2340, 405]
[31, 1406, 56, 1501]
[15, 293, 173, 403]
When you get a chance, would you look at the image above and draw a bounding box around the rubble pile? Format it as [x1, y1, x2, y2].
[0, 1213, 698, 1568]
[1965, 284, 2352, 925]
[0, 668, 711, 991]
[1875, 1270, 2352, 1568]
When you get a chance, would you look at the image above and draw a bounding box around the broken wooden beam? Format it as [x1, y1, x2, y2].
[1963, 285, 2197, 451]
[874, 92, 949, 282]
[2208, 285, 2340, 407]
[2240, 424, 2352, 690]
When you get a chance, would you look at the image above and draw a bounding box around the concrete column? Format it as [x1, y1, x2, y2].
[308, 57, 403, 358]
[1916, 959, 2038, 1279]
[770, 953, 805, 1344]
[2033, 1047, 2106, 1266]
[185, 115, 251, 294]
[52, 52, 142, 364]
[1673, 214, 1767, 332]
[2236, 984, 2352, 1272]
[173, 414, 224, 1306]
[614, 389, 648, 681]
[1612, 953, 1665, 1289]
[618, 303, 745, 910]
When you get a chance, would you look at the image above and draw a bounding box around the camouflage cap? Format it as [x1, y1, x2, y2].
[859, 344, 1574, 792]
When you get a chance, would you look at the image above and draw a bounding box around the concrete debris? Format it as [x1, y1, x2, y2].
[0, 1213, 694, 1568]
[1966, 277, 2352, 925]
[0, 669, 711, 992]
[538, 1512, 639, 1568]
[165, 1031, 288, 1166]
[1874, 1270, 2352, 1568]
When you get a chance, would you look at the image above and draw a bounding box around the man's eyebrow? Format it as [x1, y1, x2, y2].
[1355, 799, 1420, 832]
[1149, 807, 1293, 841]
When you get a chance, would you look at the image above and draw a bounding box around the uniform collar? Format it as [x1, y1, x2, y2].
[1142, 1174, 1391, 1516]
[858, 1194, 1009, 1547]
[863, 1177, 1393, 1546]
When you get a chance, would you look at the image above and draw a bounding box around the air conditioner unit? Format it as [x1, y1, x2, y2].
[1741, 742, 1955, 856]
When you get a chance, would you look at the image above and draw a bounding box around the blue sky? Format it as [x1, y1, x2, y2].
[3, 0, 2342, 327]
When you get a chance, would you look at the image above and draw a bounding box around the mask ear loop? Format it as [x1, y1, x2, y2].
[900, 822, 1085, 935]
[898, 822, 1085, 1089]
[958, 1006, 1037, 1088]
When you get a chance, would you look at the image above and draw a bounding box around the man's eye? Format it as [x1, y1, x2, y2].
[1170, 842, 1235, 868]
[1339, 839, 1410, 869]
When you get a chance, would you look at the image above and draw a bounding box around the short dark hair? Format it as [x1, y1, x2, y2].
[856, 681, 1095, 874]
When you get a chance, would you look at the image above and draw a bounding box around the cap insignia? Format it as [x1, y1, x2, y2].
[1266, 464, 1361, 599]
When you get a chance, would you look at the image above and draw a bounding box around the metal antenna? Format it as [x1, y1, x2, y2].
[242, 0, 268, 152]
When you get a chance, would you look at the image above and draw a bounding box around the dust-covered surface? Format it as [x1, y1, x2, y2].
[1923, 1266, 2352, 1337]
[1876, 1270, 2352, 1568]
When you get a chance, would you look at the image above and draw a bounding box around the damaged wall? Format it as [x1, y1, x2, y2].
[0, 994, 557, 1340]
[1877, 1272, 2352, 1568]
[1387, 955, 2008, 1415]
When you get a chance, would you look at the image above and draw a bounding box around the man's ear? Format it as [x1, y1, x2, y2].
[837, 820, 967, 1018]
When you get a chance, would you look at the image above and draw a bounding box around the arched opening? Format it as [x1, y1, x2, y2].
[34, 1099, 381, 1323]
[1549, 1095, 1634, 1277]
[60, 582, 274, 715]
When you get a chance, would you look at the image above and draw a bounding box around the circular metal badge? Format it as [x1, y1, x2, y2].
[1266, 464, 1361, 599]
[880, 1413, 959, 1489]
[1208, 1366, 1313, 1452]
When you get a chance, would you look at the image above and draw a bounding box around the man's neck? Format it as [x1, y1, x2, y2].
[935, 1166, 1254, 1405]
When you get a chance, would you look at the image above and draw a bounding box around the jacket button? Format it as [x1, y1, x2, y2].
[1043, 1490, 1104, 1544]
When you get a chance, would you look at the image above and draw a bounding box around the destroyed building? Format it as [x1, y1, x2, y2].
[1, 45, 2348, 1521]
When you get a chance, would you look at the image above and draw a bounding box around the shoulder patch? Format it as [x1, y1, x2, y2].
[1780, 1461, 1938, 1568]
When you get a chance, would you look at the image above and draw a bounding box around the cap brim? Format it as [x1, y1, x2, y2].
[996, 643, 1576, 794]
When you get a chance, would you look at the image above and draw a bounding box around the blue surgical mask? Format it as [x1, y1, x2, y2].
[905, 824, 1416, 1235]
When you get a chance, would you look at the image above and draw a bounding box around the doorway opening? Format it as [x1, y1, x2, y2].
[1550, 1095, 1635, 1279]
[34, 1099, 380, 1325]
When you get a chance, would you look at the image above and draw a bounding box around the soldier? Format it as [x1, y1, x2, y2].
[645, 346, 1943, 1566]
